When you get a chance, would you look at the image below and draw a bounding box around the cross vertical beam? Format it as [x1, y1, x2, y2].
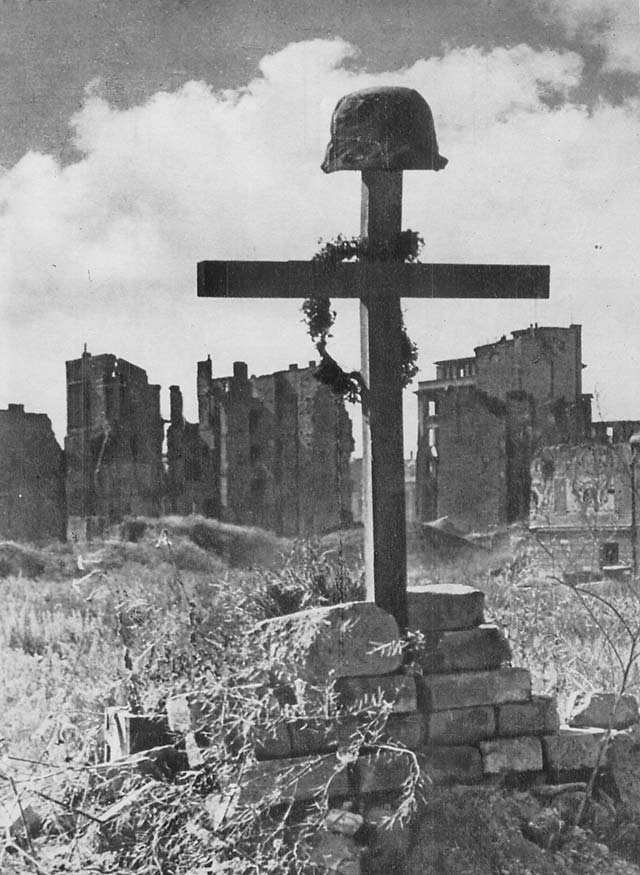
[360, 170, 408, 630]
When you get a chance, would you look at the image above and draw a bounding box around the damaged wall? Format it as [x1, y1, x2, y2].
[196, 358, 354, 536]
[65, 350, 164, 540]
[416, 324, 593, 530]
[529, 442, 636, 574]
[0, 404, 66, 543]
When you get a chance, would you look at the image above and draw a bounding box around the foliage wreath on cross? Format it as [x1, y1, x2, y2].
[303, 230, 422, 403]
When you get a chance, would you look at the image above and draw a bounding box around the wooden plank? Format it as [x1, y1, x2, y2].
[198, 260, 550, 300]
[359, 170, 408, 630]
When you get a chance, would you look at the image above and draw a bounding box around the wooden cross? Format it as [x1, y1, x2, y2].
[198, 100, 549, 632]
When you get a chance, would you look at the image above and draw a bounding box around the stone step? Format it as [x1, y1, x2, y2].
[428, 705, 495, 746]
[421, 744, 483, 784]
[408, 584, 485, 633]
[335, 674, 417, 714]
[479, 736, 544, 775]
[497, 696, 560, 737]
[543, 727, 609, 779]
[419, 624, 511, 674]
[419, 667, 531, 712]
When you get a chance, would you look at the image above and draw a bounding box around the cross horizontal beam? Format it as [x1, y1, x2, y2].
[198, 260, 549, 300]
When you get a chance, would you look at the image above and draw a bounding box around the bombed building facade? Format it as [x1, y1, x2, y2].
[65, 350, 165, 540]
[415, 325, 593, 530]
[0, 404, 66, 543]
[64, 351, 353, 539]
[186, 357, 354, 536]
[529, 424, 640, 577]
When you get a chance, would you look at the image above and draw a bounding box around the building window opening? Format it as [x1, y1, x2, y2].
[601, 542, 619, 566]
[428, 400, 436, 417]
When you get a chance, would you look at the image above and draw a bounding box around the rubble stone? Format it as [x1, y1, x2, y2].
[253, 601, 402, 683]
[356, 750, 418, 796]
[419, 667, 531, 711]
[420, 745, 483, 784]
[407, 584, 485, 632]
[479, 736, 543, 774]
[568, 691, 639, 730]
[419, 624, 511, 673]
[608, 725, 640, 812]
[543, 727, 608, 777]
[238, 754, 351, 807]
[497, 695, 560, 737]
[428, 705, 495, 745]
[335, 674, 417, 714]
[104, 708, 169, 760]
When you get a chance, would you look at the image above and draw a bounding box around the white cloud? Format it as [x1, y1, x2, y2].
[1, 38, 639, 446]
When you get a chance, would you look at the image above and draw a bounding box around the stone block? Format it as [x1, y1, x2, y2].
[419, 667, 531, 712]
[420, 745, 483, 784]
[288, 717, 343, 756]
[543, 727, 608, 776]
[498, 695, 560, 737]
[419, 624, 511, 674]
[335, 674, 417, 714]
[479, 736, 543, 774]
[408, 584, 485, 633]
[288, 712, 427, 757]
[609, 726, 640, 812]
[428, 706, 495, 745]
[253, 601, 402, 683]
[239, 754, 351, 807]
[568, 692, 639, 730]
[104, 708, 169, 760]
[356, 750, 418, 796]
[384, 713, 427, 750]
[166, 693, 290, 760]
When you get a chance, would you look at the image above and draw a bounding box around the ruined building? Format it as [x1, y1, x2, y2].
[530, 434, 640, 577]
[415, 325, 592, 530]
[0, 404, 66, 542]
[165, 384, 219, 518]
[166, 357, 354, 536]
[65, 350, 164, 540]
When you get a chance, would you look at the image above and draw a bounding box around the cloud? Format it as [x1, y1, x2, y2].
[1, 37, 639, 443]
[533, 0, 640, 73]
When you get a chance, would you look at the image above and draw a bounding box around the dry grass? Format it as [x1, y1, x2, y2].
[2, 519, 640, 871]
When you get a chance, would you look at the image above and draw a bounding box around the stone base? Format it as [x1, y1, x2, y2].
[543, 727, 608, 779]
[421, 745, 483, 784]
[408, 584, 485, 633]
[419, 624, 512, 674]
[428, 706, 495, 746]
[419, 667, 531, 711]
[497, 696, 560, 737]
[479, 736, 543, 775]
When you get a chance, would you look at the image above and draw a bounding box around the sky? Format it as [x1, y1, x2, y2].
[1, 0, 639, 455]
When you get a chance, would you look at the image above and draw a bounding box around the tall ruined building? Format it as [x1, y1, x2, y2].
[65, 350, 164, 539]
[416, 325, 592, 530]
[178, 357, 355, 536]
[0, 404, 66, 542]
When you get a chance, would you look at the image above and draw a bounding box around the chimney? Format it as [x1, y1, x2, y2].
[233, 361, 248, 382]
[169, 385, 183, 425]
